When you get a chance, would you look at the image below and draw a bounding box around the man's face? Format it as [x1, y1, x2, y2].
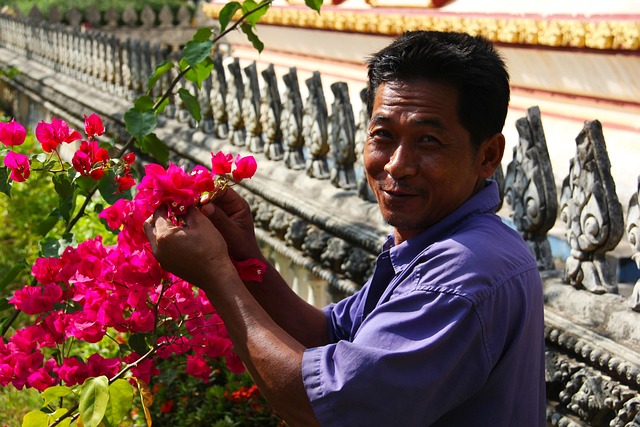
[364, 80, 486, 244]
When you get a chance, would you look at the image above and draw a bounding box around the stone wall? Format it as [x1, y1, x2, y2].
[1, 15, 640, 426]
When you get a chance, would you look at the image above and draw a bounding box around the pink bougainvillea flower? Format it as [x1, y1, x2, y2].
[35, 117, 82, 153]
[0, 119, 26, 147]
[123, 152, 136, 165]
[231, 258, 266, 282]
[83, 113, 105, 139]
[72, 141, 109, 179]
[232, 154, 257, 181]
[191, 165, 215, 193]
[9, 283, 63, 315]
[185, 354, 212, 383]
[211, 151, 233, 175]
[115, 173, 136, 193]
[3, 151, 30, 182]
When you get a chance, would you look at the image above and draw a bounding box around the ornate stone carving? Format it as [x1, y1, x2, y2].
[611, 396, 640, 426]
[560, 369, 618, 425]
[226, 58, 246, 146]
[355, 88, 376, 203]
[504, 106, 558, 270]
[242, 62, 263, 153]
[285, 218, 309, 250]
[281, 68, 305, 170]
[559, 120, 624, 294]
[627, 177, 640, 311]
[260, 64, 284, 161]
[303, 71, 330, 179]
[341, 247, 374, 286]
[329, 81, 357, 190]
[301, 225, 331, 260]
[210, 52, 229, 139]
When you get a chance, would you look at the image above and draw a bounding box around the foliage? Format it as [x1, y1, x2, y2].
[3, 0, 190, 17]
[0, 1, 324, 426]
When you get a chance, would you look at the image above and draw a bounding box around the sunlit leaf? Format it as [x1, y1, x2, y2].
[36, 214, 58, 236]
[147, 61, 174, 93]
[41, 385, 73, 407]
[124, 108, 158, 141]
[139, 133, 169, 165]
[184, 56, 214, 88]
[133, 95, 155, 112]
[22, 410, 49, 427]
[242, 0, 269, 27]
[178, 88, 201, 122]
[192, 27, 213, 43]
[48, 408, 71, 427]
[183, 39, 214, 68]
[219, 1, 241, 32]
[79, 376, 110, 427]
[305, 0, 323, 13]
[105, 379, 133, 426]
[240, 23, 264, 53]
[0, 260, 28, 293]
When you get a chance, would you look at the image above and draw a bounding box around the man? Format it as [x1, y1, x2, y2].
[144, 31, 546, 426]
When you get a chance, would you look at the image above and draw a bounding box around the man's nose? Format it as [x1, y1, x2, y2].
[384, 144, 418, 178]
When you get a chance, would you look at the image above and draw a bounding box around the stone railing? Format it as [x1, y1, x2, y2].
[1, 15, 639, 427]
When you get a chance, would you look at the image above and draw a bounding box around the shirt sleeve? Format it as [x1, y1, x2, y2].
[302, 289, 492, 427]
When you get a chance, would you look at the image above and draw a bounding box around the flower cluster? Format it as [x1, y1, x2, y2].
[1, 114, 135, 192]
[0, 114, 259, 395]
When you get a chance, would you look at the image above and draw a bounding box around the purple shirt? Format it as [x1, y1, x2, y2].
[302, 181, 546, 426]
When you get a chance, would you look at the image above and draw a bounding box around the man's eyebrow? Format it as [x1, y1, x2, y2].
[415, 117, 446, 129]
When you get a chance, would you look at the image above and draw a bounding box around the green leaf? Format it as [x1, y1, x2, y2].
[219, 1, 241, 32]
[52, 174, 76, 223]
[0, 260, 28, 293]
[48, 408, 71, 427]
[155, 96, 170, 114]
[105, 379, 133, 426]
[41, 385, 73, 407]
[128, 333, 149, 356]
[124, 108, 158, 141]
[97, 170, 133, 206]
[0, 166, 12, 198]
[74, 175, 97, 194]
[139, 133, 169, 165]
[22, 410, 49, 427]
[242, 0, 269, 27]
[184, 56, 214, 88]
[133, 95, 155, 112]
[0, 298, 12, 312]
[305, 0, 323, 13]
[36, 214, 59, 236]
[240, 23, 264, 53]
[178, 88, 202, 122]
[147, 60, 174, 93]
[183, 38, 214, 68]
[40, 233, 75, 258]
[79, 376, 110, 427]
[193, 27, 213, 42]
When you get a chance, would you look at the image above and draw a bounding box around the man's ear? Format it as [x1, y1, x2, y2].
[476, 133, 505, 179]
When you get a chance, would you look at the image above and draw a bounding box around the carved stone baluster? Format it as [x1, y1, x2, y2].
[243, 62, 263, 152]
[209, 53, 229, 138]
[504, 106, 558, 270]
[121, 38, 134, 99]
[329, 81, 357, 190]
[140, 40, 152, 94]
[355, 87, 376, 202]
[105, 34, 117, 94]
[559, 120, 624, 294]
[80, 31, 90, 83]
[626, 177, 640, 311]
[260, 64, 284, 160]
[303, 71, 329, 179]
[96, 33, 108, 89]
[281, 68, 305, 170]
[130, 39, 143, 96]
[198, 73, 215, 134]
[226, 58, 246, 146]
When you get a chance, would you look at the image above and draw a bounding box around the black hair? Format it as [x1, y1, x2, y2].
[366, 31, 510, 148]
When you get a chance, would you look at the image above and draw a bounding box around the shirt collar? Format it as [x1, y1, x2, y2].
[383, 180, 501, 273]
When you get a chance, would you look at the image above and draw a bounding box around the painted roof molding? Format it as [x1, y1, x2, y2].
[203, 0, 640, 51]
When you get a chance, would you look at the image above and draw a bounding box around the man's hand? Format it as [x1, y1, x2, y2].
[144, 205, 233, 289]
[200, 187, 262, 262]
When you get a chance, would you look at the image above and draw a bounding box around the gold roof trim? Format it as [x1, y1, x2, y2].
[203, 4, 640, 51]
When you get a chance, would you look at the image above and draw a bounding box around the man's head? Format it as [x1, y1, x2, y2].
[363, 31, 508, 244]
[366, 31, 510, 148]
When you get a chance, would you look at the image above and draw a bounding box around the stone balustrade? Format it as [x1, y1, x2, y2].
[1, 14, 639, 427]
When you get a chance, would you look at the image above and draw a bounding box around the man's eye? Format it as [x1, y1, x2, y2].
[369, 130, 392, 140]
[419, 136, 441, 146]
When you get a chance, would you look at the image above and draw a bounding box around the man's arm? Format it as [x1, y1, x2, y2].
[200, 188, 329, 348]
[144, 206, 323, 425]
